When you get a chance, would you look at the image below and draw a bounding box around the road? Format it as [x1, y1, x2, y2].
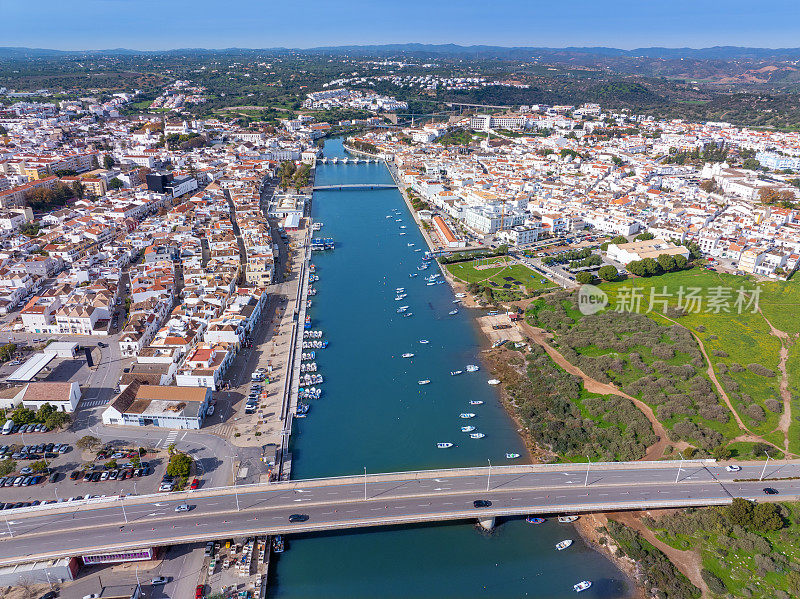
[0, 460, 798, 566]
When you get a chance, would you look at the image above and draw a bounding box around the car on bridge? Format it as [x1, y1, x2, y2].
[763, 487, 779, 495]
[288, 513, 309, 523]
[473, 500, 492, 508]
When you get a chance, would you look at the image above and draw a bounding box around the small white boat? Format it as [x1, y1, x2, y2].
[448, 309, 458, 315]
[470, 432, 485, 439]
[558, 516, 579, 523]
[556, 539, 573, 551]
[418, 380, 431, 385]
[400, 225, 407, 229]
[397, 305, 409, 312]
[402, 353, 415, 358]
[395, 293, 407, 300]
[414, 248, 423, 252]
[453, 299, 461, 303]
[466, 364, 479, 372]
[487, 379, 501, 385]
[437, 442, 453, 449]
[427, 282, 436, 286]
[407, 243, 415, 247]
[461, 426, 476, 432]
[455, 293, 467, 298]
[450, 370, 463, 376]
[419, 339, 429, 344]
[459, 413, 475, 419]
[469, 400, 483, 405]
[573, 581, 591, 593]
[399, 232, 407, 236]
[505, 453, 520, 459]
[396, 287, 405, 292]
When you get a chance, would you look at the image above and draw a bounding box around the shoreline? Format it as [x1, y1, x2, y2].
[385, 154, 643, 598]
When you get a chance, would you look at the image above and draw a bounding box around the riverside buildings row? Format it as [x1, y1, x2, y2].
[350, 105, 800, 278]
[0, 95, 324, 428]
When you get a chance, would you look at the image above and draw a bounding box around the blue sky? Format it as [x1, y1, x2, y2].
[4, 0, 800, 51]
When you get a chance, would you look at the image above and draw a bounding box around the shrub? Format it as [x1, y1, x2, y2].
[166, 453, 193, 478]
[711, 349, 728, 357]
[745, 404, 766, 423]
[747, 363, 776, 377]
[765, 398, 783, 413]
[701, 569, 727, 595]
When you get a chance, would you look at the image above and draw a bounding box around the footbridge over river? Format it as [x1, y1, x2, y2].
[1, 459, 798, 566]
[313, 183, 397, 191]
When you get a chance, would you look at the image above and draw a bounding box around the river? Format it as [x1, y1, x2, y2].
[267, 138, 630, 598]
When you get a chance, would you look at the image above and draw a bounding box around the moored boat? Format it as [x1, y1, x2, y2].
[470, 432, 485, 439]
[487, 379, 501, 385]
[556, 539, 573, 551]
[448, 309, 459, 315]
[505, 452, 520, 459]
[459, 413, 475, 419]
[469, 400, 483, 405]
[419, 339, 429, 344]
[418, 379, 431, 385]
[465, 364, 479, 372]
[461, 425, 476, 432]
[402, 353, 414, 358]
[526, 517, 545, 524]
[450, 370, 463, 376]
[558, 516, 579, 523]
[573, 581, 591, 593]
[436, 442, 453, 449]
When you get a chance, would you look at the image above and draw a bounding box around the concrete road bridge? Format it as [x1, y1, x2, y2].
[1, 459, 798, 566]
[312, 184, 396, 191]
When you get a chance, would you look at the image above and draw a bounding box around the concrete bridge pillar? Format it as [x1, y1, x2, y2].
[478, 517, 495, 531]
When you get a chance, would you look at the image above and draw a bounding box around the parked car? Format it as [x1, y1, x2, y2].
[190, 478, 199, 489]
[725, 465, 741, 472]
[288, 514, 309, 523]
[151, 576, 168, 585]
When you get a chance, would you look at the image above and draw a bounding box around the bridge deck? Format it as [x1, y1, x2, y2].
[0, 460, 798, 566]
[312, 184, 397, 191]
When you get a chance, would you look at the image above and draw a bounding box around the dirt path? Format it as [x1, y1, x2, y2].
[757, 309, 793, 451]
[519, 321, 673, 460]
[610, 511, 709, 598]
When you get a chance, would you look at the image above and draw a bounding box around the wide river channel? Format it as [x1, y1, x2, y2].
[268, 138, 630, 598]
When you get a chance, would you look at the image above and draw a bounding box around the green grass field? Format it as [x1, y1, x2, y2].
[446, 256, 556, 292]
[601, 269, 796, 452]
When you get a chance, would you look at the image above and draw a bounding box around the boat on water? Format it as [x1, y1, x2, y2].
[409, 273, 419, 278]
[469, 400, 484, 405]
[526, 517, 545, 524]
[272, 535, 285, 553]
[470, 432, 485, 439]
[556, 539, 573, 551]
[402, 353, 415, 358]
[448, 309, 459, 315]
[436, 442, 453, 449]
[414, 248, 423, 252]
[487, 379, 501, 385]
[419, 339, 429, 344]
[427, 282, 436, 286]
[459, 413, 476, 419]
[453, 299, 461, 303]
[558, 516, 579, 523]
[451, 370, 463, 376]
[400, 225, 407, 229]
[399, 232, 407, 236]
[573, 581, 592, 593]
[407, 243, 415, 247]
[385, 215, 392, 219]
[465, 364, 480, 372]
[397, 306, 409, 313]
[395, 294, 407, 300]
[418, 380, 431, 385]
[455, 292, 467, 298]
[505, 453, 521, 459]
[403, 312, 414, 318]
[461, 426, 476, 432]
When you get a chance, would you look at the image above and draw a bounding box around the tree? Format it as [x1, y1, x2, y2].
[29, 459, 48, 473]
[641, 257, 662, 276]
[71, 179, 85, 199]
[712, 445, 732, 461]
[0, 459, 16, 476]
[609, 235, 628, 245]
[76, 435, 100, 451]
[752, 502, 784, 531]
[167, 443, 176, 455]
[103, 154, 115, 170]
[674, 254, 688, 270]
[759, 187, 795, 205]
[657, 253, 677, 272]
[597, 265, 619, 281]
[45, 411, 71, 430]
[627, 260, 647, 277]
[575, 271, 595, 284]
[10, 407, 36, 425]
[166, 453, 193, 478]
[725, 497, 754, 527]
[36, 403, 57, 422]
[108, 178, 124, 190]
[105, 459, 118, 469]
[634, 231, 654, 241]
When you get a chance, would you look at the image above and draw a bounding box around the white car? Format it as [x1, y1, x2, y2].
[151, 576, 168, 585]
[174, 503, 191, 512]
[725, 465, 741, 472]
[83, 594, 101, 599]
[207, 405, 215, 416]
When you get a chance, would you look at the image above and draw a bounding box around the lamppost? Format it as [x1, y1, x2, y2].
[759, 451, 771, 481]
[486, 459, 492, 492]
[363, 467, 367, 501]
[584, 456, 591, 487]
[675, 457, 684, 484]
[233, 456, 240, 512]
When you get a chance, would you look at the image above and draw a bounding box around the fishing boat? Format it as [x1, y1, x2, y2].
[573, 581, 591, 593]
[526, 517, 545, 524]
[450, 370, 463, 376]
[453, 299, 461, 303]
[466, 364, 480, 372]
[427, 282, 436, 286]
[505, 453, 520, 459]
[487, 379, 501, 385]
[558, 516, 579, 523]
[461, 426, 476, 432]
[397, 306, 409, 313]
[396, 287, 405, 292]
[455, 292, 467, 298]
[399, 232, 407, 236]
[395, 294, 407, 300]
[459, 413, 475, 419]
[409, 273, 419, 278]
[414, 248, 423, 252]
[402, 353, 415, 358]
[448, 309, 459, 315]
[418, 380, 431, 385]
[400, 225, 407, 229]
[419, 339, 429, 344]
[403, 312, 414, 318]
[470, 432, 485, 439]
[272, 535, 285, 553]
[556, 540, 573, 551]
[436, 442, 453, 449]
[385, 215, 393, 219]
[407, 243, 415, 247]
[469, 400, 484, 405]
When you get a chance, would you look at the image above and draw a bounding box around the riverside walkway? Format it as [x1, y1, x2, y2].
[0, 459, 798, 566]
